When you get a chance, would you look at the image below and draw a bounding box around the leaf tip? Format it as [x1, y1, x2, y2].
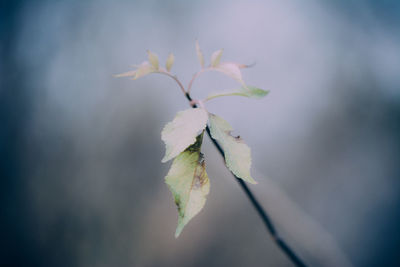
[248, 177, 258, 184]
[211, 48, 223, 67]
[161, 152, 172, 163]
[113, 70, 137, 78]
[175, 225, 184, 238]
[246, 86, 269, 99]
[195, 40, 205, 68]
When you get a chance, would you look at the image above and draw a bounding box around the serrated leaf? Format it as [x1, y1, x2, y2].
[206, 86, 269, 101]
[195, 40, 205, 68]
[161, 108, 208, 163]
[208, 114, 256, 184]
[210, 49, 223, 67]
[147, 50, 159, 70]
[165, 53, 175, 72]
[210, 62, 247, 87]
[165, 134, 210, 237]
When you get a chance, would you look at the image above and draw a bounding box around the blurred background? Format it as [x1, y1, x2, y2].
[1, 0, 399, 266]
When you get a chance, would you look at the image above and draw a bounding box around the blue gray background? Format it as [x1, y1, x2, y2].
[1, 0, 399, 266]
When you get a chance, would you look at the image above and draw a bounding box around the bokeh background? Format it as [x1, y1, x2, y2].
[1, 0, 399, 266]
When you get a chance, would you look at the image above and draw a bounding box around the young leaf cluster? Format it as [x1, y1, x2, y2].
[116, 41, 268, 237]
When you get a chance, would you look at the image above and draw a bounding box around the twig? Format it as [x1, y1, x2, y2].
[157, 70, 308, 267]
[156, 71, 187, 94]
[187, 68, 208, 93]
[185, 92, 309, 267]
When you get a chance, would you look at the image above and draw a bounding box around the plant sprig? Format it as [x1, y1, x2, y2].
[115, 42, 267, 235]
[116, 41, 308, 267]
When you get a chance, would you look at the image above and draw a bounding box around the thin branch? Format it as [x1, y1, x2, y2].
[156, 71, 186, 94]
[148, 68, 309, 266]
[185, 92, 309, 267]
[187, 68, 208, 93]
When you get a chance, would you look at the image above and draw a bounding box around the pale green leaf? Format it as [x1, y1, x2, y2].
[161, 108, 208, 163]
[208, 114, 256, 184]
[133, 61, 155, 79]
[165, 134, 210, 237]
[243, 86, 269, 98]
[206, 86, 269, 101]
[165, 53, 175, 72]
[114, 61, 156, 80]
[210, 49, 223, 67]
[195, 40, 205, 68]
[147, 50, 159, 70]
[113, 70, 137, 78]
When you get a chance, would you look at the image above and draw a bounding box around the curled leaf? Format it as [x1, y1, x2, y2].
[208, 114, 256, 184]
[166, 53, 175, 72]
[161, 108, 208, 163]
[210, 49, 223, 67]
[147, 50, 159, 70]
[165, 133, 210, 237]
[206, 86, 269, 101]
[195, 40, 205, 68]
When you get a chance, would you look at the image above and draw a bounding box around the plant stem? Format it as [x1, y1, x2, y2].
[185, 92, 309, 267]
[156, 69, 308, 266]
[187, 69, 204, 93]
[156, 71, 187, 94]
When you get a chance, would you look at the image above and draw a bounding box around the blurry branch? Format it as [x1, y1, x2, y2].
[250, 169, 355, 267]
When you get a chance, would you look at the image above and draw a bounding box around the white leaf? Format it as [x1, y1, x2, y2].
[114, 61, 157, 80]
[161, 108, 208, 163]
[113, 70, 137, 78]
[133, 61, 155, 80]
[211, 62, 246, 86]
